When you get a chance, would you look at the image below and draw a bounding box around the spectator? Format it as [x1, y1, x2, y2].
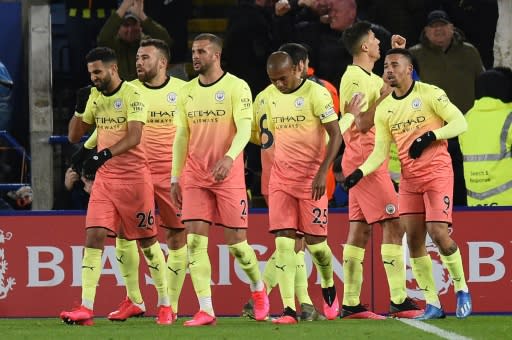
[459, 67, 512, 206]
[65, 0, 118, 91]
[224, 0, 276, 98]
[53, 167, 91, 210]
[97, 0, 172, 80]
[439, 0, 498, 69]
[144, 0, 192, 64]
[0, 186, 33, 210]
[0, 60, 13, 131]
[359, 0, 429, 47]
[409, 10, 484, 206]
[409, 10, 484, 114]
[272, 0, 391, 89]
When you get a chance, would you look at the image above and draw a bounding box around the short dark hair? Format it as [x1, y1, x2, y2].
[85, 47, 117, 64]
[140, 38, 171, 62]
[194, 33, 223, 50]
[342, 21, 372, 56]
[278, 43, 308, 66]
[385, 48, 414, 65]
[475, 67, 512, 102]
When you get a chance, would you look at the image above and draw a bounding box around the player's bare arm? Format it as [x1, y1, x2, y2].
[68, 116, 92, 143]
[170, 182, 182, 209]
[312, 119, 342, 200]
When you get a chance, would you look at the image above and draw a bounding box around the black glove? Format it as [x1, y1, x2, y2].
[82, 148, 112, 180]
[409, 131, 436, 159]
[70, 146, 94, 174]
[75, 85, 92, 114]
[343, 169, 363, 190]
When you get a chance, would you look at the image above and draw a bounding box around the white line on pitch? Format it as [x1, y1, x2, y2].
[398, 318, 473, 340]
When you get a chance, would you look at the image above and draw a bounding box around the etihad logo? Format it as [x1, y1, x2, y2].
[272, 115, 306, 123]
[150, 110, 174, 118]
[390, 116, 425, 132]
[113, 99, 123, 110]
[95, 116, 127, 125]
[167, 92, 177, 104]
[215, 90, 225, 102]
[187, 110, 226, 118]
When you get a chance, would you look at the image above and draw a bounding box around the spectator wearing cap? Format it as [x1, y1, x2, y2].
[409, 9, 484, 207]
[459, 67, 512, 206]
[410, 10, 484, 114]
[97, 0, 172, 80]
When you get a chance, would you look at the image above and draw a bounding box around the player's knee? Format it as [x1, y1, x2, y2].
[187, 233, 207, 252]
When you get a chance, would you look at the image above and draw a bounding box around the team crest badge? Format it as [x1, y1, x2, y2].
[215, 90, 225, 102]
[113, 99, 123, 110]
[167, 92, 177, 104]
[412, 98, 421, 109]
[294, 97, 304, 108]
[385, 204, 396, 215]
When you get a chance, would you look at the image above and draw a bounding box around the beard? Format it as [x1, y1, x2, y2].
[94, 74, 111, 92]
[137, 67, 158, 83]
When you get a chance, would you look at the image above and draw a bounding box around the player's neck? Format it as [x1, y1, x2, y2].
[199, 66, 224, 85]
[393, 79, 414, 97]
[104, 76, 122, 94]
[352, 55, 374, 74]
[145, 73, 168, 87]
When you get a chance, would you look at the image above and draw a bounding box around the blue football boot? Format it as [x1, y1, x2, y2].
[456, 291, 472, 319]
[414, 304, 446, 320]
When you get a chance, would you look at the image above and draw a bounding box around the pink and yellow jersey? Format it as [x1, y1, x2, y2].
[82, 81, 149, 183]
[252, 85, 278, 196]
[131, 77, 186, 180]
[268, 79, 337, 186]
[175, 72, 253, 188]
[370, 82, 456, 179]
[338, 65, 388, 175]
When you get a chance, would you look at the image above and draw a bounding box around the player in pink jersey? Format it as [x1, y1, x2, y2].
[107, 39, 186, 324]
[170, 33, 269, 326]
[60, 47, 170, 326]
[337, 22, 422, 320]
[264, 51, 342, 324]
[344, 48, 472, 320]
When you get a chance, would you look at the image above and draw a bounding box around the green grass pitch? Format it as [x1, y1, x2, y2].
[1, 315, 511, 339]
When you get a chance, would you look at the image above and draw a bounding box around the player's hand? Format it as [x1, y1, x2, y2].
[70, 145, 94, 173]
[380, 82, 393, 97]
[343, 168, 363, 190]
[391, 34, 407, 49]
[275, 0, 291, 16]
[212, 156, 233, 182]
[345, 92, 365, 116]
[82, 148, 112, 180]
[64, 167, 80, 191]
[312, 169, 327, 200]
[75, 86, 92, 114]
[170, 182, 182, 209]
[409, 131, 436, 159]
[81, 176, 94, 194]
